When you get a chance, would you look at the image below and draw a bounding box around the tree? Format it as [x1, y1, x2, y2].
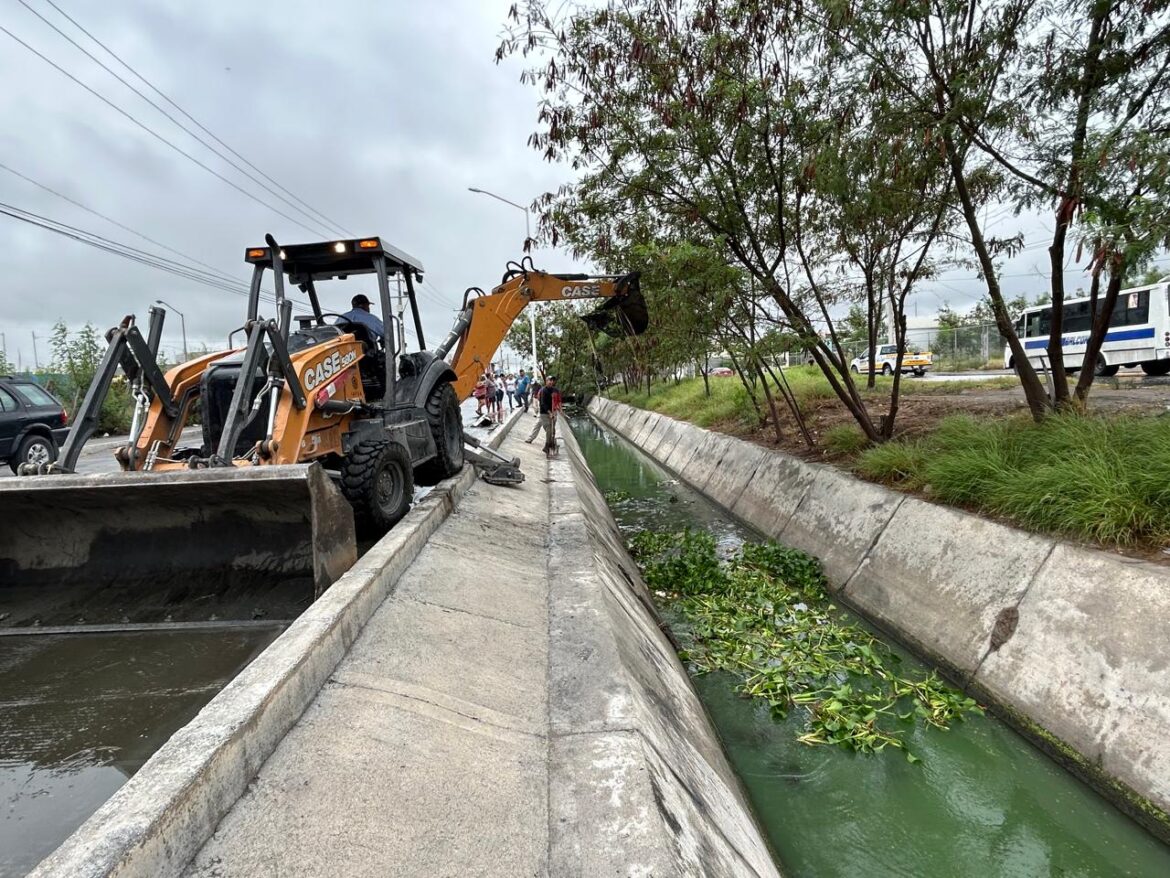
[48, 320, 131, 433]
[951, 0, 1170, 406]
[500, 0, 950, 442]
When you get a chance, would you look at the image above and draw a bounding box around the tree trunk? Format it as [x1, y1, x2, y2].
[943, 131, 1051, 421]
[1046, 197, 1073, 406]
[1074, 255, 1125, 402]
[762, 358, 814, 447]
[754, 359, 784, 444]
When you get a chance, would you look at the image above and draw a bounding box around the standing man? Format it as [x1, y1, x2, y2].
[515, 369, 531, 412]
[525, 375, 561, 450]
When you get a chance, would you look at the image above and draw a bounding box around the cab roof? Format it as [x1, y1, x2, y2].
[244, 237, 424, 283]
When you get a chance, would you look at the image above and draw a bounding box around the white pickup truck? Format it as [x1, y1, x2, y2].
[850, 344, 933, 377]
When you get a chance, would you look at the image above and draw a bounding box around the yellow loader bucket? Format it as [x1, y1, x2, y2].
[0, 464, 356, 627]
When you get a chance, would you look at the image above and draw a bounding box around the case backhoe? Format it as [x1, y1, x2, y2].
[0, 245, 645, 627]
[1, 235, 464, 618]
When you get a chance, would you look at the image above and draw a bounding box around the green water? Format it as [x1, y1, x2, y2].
[570, 416, 1170, 878]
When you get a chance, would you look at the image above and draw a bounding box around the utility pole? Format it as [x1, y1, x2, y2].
[31, 331, 39, 370]
[467, 186, 538, 374]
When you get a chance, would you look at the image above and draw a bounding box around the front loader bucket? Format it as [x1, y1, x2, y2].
[0, 464, 356, 627]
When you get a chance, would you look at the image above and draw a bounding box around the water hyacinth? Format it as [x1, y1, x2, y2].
[630, 530, 981, 760]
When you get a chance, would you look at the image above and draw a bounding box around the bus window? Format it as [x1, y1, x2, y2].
[1015, 314, 1026, 336]
[1026, 311, 1043, 337]
[1110, 290, 1149, 327]
[1065, 301, 1092, 333]
[1037, 307, 1052, 336]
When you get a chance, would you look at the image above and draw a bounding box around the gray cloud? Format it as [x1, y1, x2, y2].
[0, 0, 574, 367]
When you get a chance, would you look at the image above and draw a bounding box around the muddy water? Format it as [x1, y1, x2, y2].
[571, 415, 1170, 877]
[0, 626, 281, 876]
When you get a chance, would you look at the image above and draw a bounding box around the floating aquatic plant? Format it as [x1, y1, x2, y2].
[630, 530, 981, 760]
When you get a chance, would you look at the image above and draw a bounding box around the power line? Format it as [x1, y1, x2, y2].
[0, 199, 311, 310]
[17, 0, 346, 239]
[0, 159, 240, 286]
[37, 0, 354, 239]
[0, 22, 327, 237]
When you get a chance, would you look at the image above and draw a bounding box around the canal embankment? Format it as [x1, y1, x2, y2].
[34, 413, 775, 877]
[588, 395, 1170, 842]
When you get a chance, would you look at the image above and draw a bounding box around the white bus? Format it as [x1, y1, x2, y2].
[1005, 282, 1170, 377]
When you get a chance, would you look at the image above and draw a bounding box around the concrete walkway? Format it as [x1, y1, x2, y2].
[184, 422, 778, 877]
[187, 429, 552, 877]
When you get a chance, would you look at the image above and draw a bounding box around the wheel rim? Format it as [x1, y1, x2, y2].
[26, 441, 50, 466]
[375, 463, 402, 513]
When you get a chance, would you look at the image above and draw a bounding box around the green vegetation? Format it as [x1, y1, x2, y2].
[631, 530, 981, 758]
[857, 414, 1170, 547]
[606, 372, 1017, 433]
[821, 425, 870, 456]
[608, 375, 764, 431]
[49, 321, 133, 433]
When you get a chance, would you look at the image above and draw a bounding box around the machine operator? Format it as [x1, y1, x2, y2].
[337, 294, 385, 338]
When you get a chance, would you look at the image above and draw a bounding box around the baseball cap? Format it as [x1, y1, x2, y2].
[351, 294, 372, 308]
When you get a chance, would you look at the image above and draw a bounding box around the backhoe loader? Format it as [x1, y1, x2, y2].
[0, 235, 463, 620]
[0, 243, 645, 626]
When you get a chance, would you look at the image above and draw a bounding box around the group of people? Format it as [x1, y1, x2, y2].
[473, 367, 535, 424]
[471, 365, 562, 453]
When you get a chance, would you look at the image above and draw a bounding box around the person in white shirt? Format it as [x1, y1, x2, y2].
[503, 373, 516, 410]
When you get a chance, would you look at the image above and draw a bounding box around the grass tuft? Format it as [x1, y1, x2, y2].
[822, 424, 871, 456]
[857, 413, 1170, 547]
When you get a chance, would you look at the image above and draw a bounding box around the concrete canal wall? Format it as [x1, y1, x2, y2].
[589, 396, 1170, 839]
[35, 412, 778, 877]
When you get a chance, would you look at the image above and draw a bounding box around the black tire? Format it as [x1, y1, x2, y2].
[340, 439, 414, 532]
[881, 363, 892, 376]
[850, 364, 859, 374]
[10, 433, 55, 474]
[1093, 355, 1119, 378]
[415, 382, 465, 486]
[1141, 360, 1170, 377]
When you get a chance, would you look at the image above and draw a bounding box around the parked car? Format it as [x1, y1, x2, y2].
[0, 377, 69, 473]
[850, 344, 933, 377]
[710, 367, 735, 377]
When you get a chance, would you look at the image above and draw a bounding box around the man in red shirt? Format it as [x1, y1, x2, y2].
[525, 375, 561, 450]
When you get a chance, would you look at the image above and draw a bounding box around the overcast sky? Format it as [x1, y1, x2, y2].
[0, 0, 581, 368]
[0, 0, 1163, 370]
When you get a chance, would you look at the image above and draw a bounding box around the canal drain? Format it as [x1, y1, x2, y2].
[570, 415, 1170, 877]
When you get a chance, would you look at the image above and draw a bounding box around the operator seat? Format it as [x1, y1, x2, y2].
[335, 319, 386, 400]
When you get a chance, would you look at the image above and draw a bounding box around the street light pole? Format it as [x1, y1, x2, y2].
[468, 186, 538, 375]
[155, 299, 188, 361]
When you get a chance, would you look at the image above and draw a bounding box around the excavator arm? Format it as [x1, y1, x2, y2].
[438, 260, 645, 401]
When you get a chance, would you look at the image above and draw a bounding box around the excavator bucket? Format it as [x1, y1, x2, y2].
[581, 273, 648, 336]
[0, 464, 356, 627]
